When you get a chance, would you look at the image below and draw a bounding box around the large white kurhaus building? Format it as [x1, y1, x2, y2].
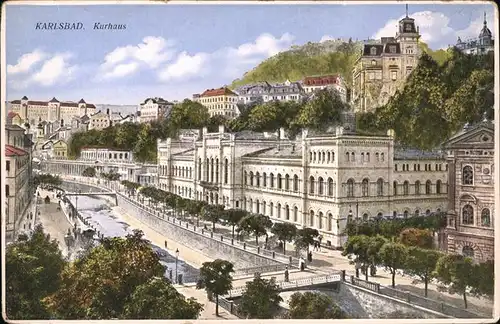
[157, 125, 448, 248]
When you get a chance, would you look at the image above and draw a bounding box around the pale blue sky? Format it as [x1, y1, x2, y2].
[5, 2, 496, 105]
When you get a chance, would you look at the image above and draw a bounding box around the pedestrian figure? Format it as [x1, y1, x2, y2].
[299, 257, 305, 271]
[164, 240, 168, 249]
[284, 266, 289, 282]
[308, 251, 313, 262]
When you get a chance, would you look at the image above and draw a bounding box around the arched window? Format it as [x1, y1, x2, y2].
[215, 158, 219, 182]
[362, 178, 369, 196]
[393, 181, 398, 195]
[462, 204, 474, 225]
[244, 171, 248, 185]
[285, 174, 290, 190]
[436, 180, 442, 194]
[224, 158, 229, 184]
[327, 152, 331, 162]
[425, 180, 432, 194]
[362, 213, 369, 221]
[293, 175, 299, 192]
[262, 201, 267, 215]
[377, 178, 384, 196]
[309, 210, 315, 227]
[481, 208, 491, 227]
[263, 173, 267, 187]
[351, 152, 355, 162]
[347, 179, 354, 197]
[318, 212, 324, 229]
[377, 212, 383, 218]
[256, 172, 260, 187]
[285, 205, 290, 220]
[415, 181, 421, 195]
[393, 211, 397, 218]
[277, 174, 282, 189]
[294, 206, 298, 222]
[381, 153, 385, 161]
[414, 209, 420, 217]
[256, 200, 260, 214]
[403, 210, 409, 218]
[322, 152, 326, 162]
[309, 176, 315, 194]
[198, 158, 202, 180]
[403, 181, 409, 195]
[462, 246, 475, 258]
[462, 166, 473, 185]
[205, 158, 209, 180]
[249, 172, 254, 186]
[270, 173, 275, 188]
[270, 202, 274, 217]
[277, 203, 281, 218]
[426, 209, 431, 216]
[328, 213, 333, 231]
[328, 178, 334, 196]
[345, 152, 350, 162]
[249, 199, 253, 213]
[210, 158, 214, 182]
[318, 177, 324, 195]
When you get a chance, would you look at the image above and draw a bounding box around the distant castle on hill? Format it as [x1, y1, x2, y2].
[454, 12, 494, 55]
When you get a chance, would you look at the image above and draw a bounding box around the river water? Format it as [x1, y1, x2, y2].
[66, 194, 200, 282]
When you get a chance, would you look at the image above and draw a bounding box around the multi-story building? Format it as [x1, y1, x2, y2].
[351, 10, 421, 113]
[197, 87, 240, 118]
[302, 75, 347, 102]
[138, 97, 174, 123]
[455, 13, 494, 55]
[89, 110, 111, 130]
[4, 124, 35, 242]
[443, 116, 494, 262]
[80, 147, 134, 163]
[234, 80, 305, 105]
[157, 125, 448, 248]
[8, 97, 97, 126]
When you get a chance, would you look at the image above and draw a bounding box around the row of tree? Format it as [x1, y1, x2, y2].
[33, 173, 62, 188]
[342, 232, 494, 307]
[6, 225, 203, 320]
[68, 87, 349, 163]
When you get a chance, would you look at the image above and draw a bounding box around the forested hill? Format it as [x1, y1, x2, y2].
[230, 39, 451, 89]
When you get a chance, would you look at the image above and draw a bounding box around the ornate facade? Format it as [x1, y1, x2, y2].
[138, 97, 174, 123]
[351, 11, 420, 113]
[234, 80, 305, 105]
[195, 87, 240, 118]
[455, 13, 494, 55]
[157, 126, 448, 248]
[443, 118, 495, 262]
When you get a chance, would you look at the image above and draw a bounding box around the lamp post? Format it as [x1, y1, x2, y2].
[175, 248, 179, 284]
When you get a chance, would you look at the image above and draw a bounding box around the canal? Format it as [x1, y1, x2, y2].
[66, 193, 200, 282]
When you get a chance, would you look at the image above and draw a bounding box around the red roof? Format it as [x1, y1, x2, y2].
[303, 75, 341, 86]
[7, 111, 20, 119]
[200, 87, 237, 97]
[5, 145, 28, 157]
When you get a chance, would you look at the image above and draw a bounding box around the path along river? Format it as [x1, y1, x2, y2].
[66, 194, 200, 282]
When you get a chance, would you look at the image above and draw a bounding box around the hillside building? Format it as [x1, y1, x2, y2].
[455, 13, 494, 55]
[351, 8, 421, 113]
[234, 80, 305, 105]
[139, 97, 174, 123]
[197, 87, 240, 118]
[8, 97, 97, 127]
[302, 75, 347, 102]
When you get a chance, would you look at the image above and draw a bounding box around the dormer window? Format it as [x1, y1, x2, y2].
[389, 45, 397, 54]
[370, 47, 377, 55]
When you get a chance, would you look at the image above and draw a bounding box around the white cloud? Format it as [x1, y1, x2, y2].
[373, 11, 495, 49]
[157, 33, 295, 83]
[455, 13, 495, 41]
[97, 36, 175, 80]
[8, 52, 78, 89]
[7, 49, 46, 75]
[158, 52, 209, 82]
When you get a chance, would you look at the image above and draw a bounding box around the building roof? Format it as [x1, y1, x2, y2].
[394, 147, 445, 160]
[78, 98, 86, 103]
[5, 124, 25, 132]
[142, 97, 173, 105]
[5, 145, 28, 157]
[49, 97, 59, 103]
[7, 111, 20, 119]
[443, 117, 494, 145]
[303, 75, 341, 86]
[201, 87, 237, 97]
[233, 130, 278, 140]
[363, 44, 384, 56]
[21, 96, 28, 100]
[10, 98, 96, 108]
[244, 145, 302, 159]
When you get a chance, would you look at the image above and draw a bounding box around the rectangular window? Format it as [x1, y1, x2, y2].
[6, 161, 10, 172]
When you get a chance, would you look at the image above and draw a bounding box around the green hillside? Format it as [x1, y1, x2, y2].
[230, 40, 452, 89]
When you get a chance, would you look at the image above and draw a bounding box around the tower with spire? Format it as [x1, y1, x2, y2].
[455, 12, 494, 55]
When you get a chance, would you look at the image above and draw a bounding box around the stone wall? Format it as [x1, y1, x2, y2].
[116, 194, 282, 269]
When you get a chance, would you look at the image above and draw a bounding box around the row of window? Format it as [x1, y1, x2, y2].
[396, 163, 446, 172]
[81, 152, 130, 160]
[393, 180, 444, 196]
[461, 205, 491, 227]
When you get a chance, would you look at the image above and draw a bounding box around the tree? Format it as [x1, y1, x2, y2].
[470, 260, 494, 298]
[43, 230, 166, 319]
[404, 247, 442, 297]
[239, 275, 283, 319]
[342, 235, 371, 280]
[271, 222, 297, 254]
[295, 227, 319, 255]
[123, 276, 203, 319]
[399, 228, 434, 249]
[6, 225, 66, 320]
[294, 88, 347, 131]
[288, 291, 346, 319]
[223, 209, 247, 239]
[82, 167, 96, 177]
[196, 259, 234, 317]
[238, 213, 273, 245]
[378, 242, 408, 288]
[366, 235, 387, 277]
[201, 204, 225, 231]
[434, 253, 475, 308]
